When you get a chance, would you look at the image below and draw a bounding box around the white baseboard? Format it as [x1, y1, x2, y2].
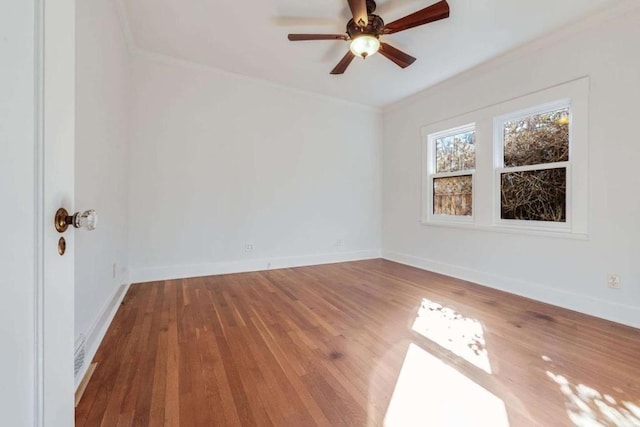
[130, 249, 382, 284]
[74, 283, 130, 390]
[382, 250, 640, 329]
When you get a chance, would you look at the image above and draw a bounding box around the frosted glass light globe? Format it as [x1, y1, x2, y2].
[350, 35, 380, 59]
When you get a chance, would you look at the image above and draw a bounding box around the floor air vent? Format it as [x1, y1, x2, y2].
[74, 335, 86, 378]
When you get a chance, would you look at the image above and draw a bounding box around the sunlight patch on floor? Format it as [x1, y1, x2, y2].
[384, 343, 509, 427]
[546, 370, 640, 427]
[412, 298, 491, 373]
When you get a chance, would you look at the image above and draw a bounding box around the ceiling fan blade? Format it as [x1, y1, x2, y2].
[288, 34, 349, 41]
[347, 0, 369, 28]
[330, 51, 356, 74]
[382, 0, 450, 34]
[379, 43, 417, 68]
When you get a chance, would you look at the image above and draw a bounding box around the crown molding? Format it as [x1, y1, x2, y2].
[383, 0, 640, 113]
[111, 1, 380, 113]
[112, 0, 638, 113]
[132, 49, 382, 114]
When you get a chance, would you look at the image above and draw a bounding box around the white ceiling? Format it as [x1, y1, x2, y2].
[119, 0, 613, 108]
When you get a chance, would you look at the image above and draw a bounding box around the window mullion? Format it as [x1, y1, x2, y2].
[431, 170, 475, 179]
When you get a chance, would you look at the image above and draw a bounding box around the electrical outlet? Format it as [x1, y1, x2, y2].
[607, 274, 621, 289]
[245, 244, 254, 253]
[336, 239, 343, 247]
[112, 263, 117, 279]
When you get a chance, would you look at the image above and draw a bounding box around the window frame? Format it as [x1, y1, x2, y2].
[419, 77, 589, 240]
[424, 123, 476, 225]
[493, 99, 572, 232]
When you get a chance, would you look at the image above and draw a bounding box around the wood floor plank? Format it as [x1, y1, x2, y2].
[76, 259, 640, 426]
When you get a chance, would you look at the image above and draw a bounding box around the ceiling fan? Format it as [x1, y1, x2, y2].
[287, 0, 450, 74]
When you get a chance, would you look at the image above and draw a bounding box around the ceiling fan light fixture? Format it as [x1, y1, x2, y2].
[350, 34, 380, 59]
[287, 0, 451, 74]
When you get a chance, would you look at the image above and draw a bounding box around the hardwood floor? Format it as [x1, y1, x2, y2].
[75, 259, 640, 426]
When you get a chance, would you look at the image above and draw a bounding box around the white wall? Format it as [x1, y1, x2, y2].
[75, 0, 130, 374]
[382, 6, 640, 328]
[0, 1, 37, 424]
[128, 55, 382, 282]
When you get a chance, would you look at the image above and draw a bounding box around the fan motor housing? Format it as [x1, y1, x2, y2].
[347, 15, 385, 39]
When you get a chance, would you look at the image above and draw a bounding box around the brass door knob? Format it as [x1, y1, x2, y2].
[55, 208, 98, 233]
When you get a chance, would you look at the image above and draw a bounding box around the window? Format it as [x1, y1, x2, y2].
[425, 125, 475, 223]
[421, 78, 588, 238]
[495, 102, 571, 228]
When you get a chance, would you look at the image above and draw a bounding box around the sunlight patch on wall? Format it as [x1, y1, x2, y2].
[412, 298, 491, 373]
[384, 343, 508, 427]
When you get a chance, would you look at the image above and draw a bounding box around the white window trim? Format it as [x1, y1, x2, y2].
[423, 123, 476, 225]
[493, 99, 572, 232]
[419, 77, 589, 240]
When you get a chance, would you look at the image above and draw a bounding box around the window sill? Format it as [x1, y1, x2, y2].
[420, 220, 589, 241]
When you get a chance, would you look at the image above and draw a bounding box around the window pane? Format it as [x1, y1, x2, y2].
[433, 175, 472, 216]
[503, 108, 569, 167]
[435, 130, 475, 173]
[501, 168, 566, 222]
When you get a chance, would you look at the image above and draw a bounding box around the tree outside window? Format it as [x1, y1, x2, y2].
[498, 106, 570, 223]
[428, 126, 476, 219]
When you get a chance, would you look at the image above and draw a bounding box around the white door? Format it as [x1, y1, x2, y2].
[1, 1, 75, 426]
[42, 0, 76, 426]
